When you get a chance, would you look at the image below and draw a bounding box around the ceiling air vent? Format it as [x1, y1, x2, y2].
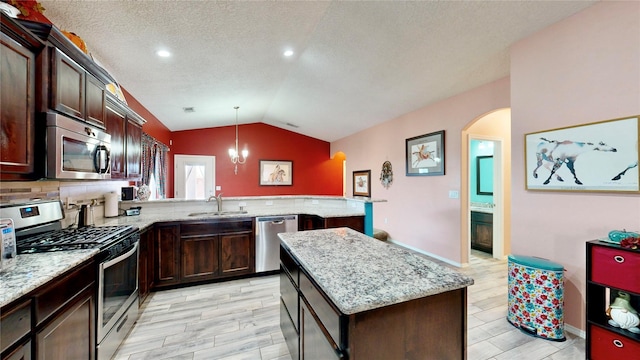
[182, 107, 195, 113]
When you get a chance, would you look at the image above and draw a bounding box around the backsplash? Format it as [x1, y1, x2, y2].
[1, 180, 131, 227]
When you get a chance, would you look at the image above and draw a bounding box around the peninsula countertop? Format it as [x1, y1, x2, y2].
[278, 227, 474, 315]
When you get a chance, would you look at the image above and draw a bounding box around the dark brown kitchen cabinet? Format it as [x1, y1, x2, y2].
[181, 234, 219, 281]
[104, 96, 145, 180]
[325, 216, 364, 233]
[1, 299, 31, 356]
[2, 339, 31, 360]
[155, 224, 180, 287]
[125, 119, 142, 180]
[152, 219, 255, 289]
[180, 219, 253, 284]
[50, 48, 106, 128]
[0, 14, 43, 180]
[35, 286, 95, 360]
[85, 73, 106, 128]
[281, 242, 467, 360]
[299, 214, 364, 233]
[104, 101, 126, 178]
[50, 48, 84, 120]
[300, 298, 343, 360]
[471, 211, 493, 253]
[220, 232, 253, 276]
[1, 258, 96, 360]
[138, 228, 155, 305]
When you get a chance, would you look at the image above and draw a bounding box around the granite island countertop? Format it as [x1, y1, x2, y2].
[0, 249, 98, 307]
[279, 227, 474, 315]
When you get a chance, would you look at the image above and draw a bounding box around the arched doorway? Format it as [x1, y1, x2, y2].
[460, 108, 512, 264]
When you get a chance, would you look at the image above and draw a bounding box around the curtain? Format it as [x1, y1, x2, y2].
[141, 133, 169, 199]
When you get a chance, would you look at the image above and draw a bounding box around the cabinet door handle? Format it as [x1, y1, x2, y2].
[612, 339, 624, 348]
[613, 255, 625, 263]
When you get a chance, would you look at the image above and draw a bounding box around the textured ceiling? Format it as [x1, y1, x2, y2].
[39, 1, 597, 142]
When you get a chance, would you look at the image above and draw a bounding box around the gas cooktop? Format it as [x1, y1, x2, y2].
[17, 225, 137, 254]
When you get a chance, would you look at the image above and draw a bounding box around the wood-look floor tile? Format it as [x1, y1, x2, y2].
[113, 252, 583, 360]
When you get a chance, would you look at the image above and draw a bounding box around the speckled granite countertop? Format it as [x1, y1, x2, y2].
[279, 228, 474, 315]
[98, 204, 366, 231]
[0, 249, 97, 308]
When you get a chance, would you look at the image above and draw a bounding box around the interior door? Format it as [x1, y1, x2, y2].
[174, 155, 215, 199]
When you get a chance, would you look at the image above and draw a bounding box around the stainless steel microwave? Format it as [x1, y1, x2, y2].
[46, 112, 111, 180]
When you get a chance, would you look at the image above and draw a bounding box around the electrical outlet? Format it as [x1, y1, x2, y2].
[239, 202, 247, 207]
[215, 186, 221, 191]
[312, 200, 319, 205]
[266, 201, 273, 206]
[384, 218, 388, 224]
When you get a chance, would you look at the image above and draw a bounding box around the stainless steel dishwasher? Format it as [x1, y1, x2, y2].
[255, 215, 298, 273]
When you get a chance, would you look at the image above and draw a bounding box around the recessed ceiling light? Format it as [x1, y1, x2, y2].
[157, 50, 171, 58]
[283, 50, 294, 57]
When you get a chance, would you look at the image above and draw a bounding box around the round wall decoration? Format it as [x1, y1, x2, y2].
[380, 161, 393, 189]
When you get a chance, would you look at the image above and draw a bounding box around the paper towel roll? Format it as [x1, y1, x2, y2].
[104, 192, 119, 217]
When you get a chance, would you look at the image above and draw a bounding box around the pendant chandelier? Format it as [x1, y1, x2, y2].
[228, 106, 248, 174]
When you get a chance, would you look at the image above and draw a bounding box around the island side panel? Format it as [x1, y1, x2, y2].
[347, 288, 467, 360]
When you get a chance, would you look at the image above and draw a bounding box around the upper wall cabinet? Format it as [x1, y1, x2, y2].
[105, 95, 145, 180]
[50, 48, 106, 128]
[0, 14, 45, 180]
[18, 18, 113, 128]
[1, 16, 146, 181]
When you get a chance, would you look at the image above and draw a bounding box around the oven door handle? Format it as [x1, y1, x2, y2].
[103, 241, 138, 269]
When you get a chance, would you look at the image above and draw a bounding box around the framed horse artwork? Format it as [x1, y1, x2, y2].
[406, 130, 445, 176]
[259, 160, 293, 186]
[525, 116, 639, 193]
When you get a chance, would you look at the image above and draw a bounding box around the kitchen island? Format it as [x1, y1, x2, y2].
[279, 227, 474, 360]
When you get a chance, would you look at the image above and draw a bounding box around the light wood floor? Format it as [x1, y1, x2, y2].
[113, 250, 585, 359]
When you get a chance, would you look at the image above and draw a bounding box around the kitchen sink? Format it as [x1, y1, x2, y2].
[188, 210, 248, 217]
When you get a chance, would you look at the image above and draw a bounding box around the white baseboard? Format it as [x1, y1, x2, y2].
[388, 239, 463, 267]
[564, 323, 586, 338]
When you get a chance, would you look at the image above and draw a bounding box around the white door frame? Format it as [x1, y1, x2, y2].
[468, 135, 505, 259]
[174, 154, 215, 199]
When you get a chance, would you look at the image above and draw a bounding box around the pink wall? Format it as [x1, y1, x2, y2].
[332, 1, 639, 333]
[332, 77, 510, 263]
[510, 1, 640, 331]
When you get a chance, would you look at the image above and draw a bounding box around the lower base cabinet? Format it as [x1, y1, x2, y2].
[35, 286, 95, 360]
[300, 298, 343, 359]
[280, 244, 467, 360]
[471, 211, 493, 253]
[138, 228, 155, 304]
[0, 260, 95, 360]
[3, 340, 31, 360]
[154, 219, 255, 289]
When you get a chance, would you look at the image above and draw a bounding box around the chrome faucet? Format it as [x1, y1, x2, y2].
[207, 193, 223, 212]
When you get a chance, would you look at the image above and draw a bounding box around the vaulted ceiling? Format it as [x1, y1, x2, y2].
[39, 1, 597, 142]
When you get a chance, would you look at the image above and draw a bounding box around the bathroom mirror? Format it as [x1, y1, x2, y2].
[477, 156, 493, 195]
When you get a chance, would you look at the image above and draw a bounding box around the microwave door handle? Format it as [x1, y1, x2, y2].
[94, 145, 110, 174]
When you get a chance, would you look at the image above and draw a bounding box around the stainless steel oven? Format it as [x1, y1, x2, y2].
[46, 112, 111, 180]
[1, 200, 139, 360]
[97, 234, 139, 360]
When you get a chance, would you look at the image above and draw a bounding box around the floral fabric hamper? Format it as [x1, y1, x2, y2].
[507, 254, 566, 341]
